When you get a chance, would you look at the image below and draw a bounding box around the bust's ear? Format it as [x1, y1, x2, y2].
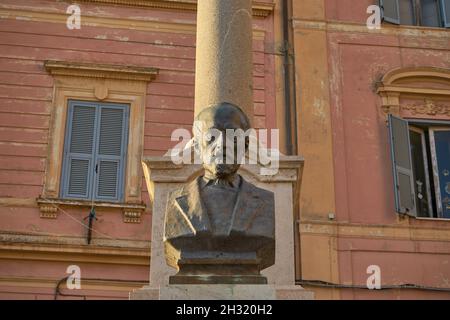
[193, 136, 201, 153]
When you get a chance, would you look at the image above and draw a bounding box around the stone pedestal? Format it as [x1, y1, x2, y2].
[130, 155, 310, 300]
[130, 285, 314, 300]
[141, 156, 304, 288]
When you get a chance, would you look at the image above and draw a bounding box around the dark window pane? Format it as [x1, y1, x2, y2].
[421, 0, 441, 27]
[399, 0, 416, 24]
[433, 130, 450, 218]
[409, 130, 431, 217]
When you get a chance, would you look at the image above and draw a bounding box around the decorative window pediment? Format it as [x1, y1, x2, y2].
[377, 67, 450, 119]
[45, 60, 158, 82]
[39, 61, 159, 223]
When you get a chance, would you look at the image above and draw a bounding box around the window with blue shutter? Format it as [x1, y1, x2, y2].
[61, 100, 129, 202]
[388, 114, 417, 216]
[388, 116, 450, 219]
[380, 0, 401, 24]
[95, 105, 127, 201]
[421, 0, 441, 27]
[380, 0, 449, 27]
[441, 0, 450, 27]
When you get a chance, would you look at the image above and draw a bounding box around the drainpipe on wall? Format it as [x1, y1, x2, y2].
[281, 0, 298, 156]
[281, 0, 301, 281]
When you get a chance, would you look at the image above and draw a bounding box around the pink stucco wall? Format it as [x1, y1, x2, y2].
[0, 0, 277, 299]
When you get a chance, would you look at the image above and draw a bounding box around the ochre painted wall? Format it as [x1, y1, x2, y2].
[294, 0, 450, 299]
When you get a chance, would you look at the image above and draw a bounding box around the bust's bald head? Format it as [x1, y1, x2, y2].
[194, 102, 250, 135]
[193, 102, 251, 180]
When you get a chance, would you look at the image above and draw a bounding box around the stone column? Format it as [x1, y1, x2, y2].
[194, 0, 254, 124]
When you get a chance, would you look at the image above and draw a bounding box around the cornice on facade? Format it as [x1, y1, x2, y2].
[76, 0, 274, 17]
[44, 60, 159, 82]
[0, 7, 267, 40]
[300, 219, 450, 244]
[0, 232, 150, 265]
[292, 19, 450, 38]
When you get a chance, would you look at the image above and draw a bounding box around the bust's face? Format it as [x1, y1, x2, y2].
[194, 104, 250, 180]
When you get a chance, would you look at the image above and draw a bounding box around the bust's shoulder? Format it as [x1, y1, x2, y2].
[167, 178, 199, 200]
[167, 185, 184, 200]
[240, 177, 274, 202]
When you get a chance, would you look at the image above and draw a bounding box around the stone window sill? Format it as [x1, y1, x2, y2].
[36, 197, 146, 223]
[414, 217, 450, 222]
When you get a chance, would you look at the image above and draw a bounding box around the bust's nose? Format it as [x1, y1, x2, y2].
[211, 132, 225, 156]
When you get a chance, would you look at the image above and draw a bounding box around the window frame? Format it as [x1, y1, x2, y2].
[391, 119, 450, 219]
[381, 0, 402, 24]
[381, 0, 450, 27]
[409, 125, 434, 217]
[40, 61, 158, 222]
[429, 126, 450, 218]
[441, 0, 450, 27]
[378, 67, 450, 220]
[417, 0, 442, 27]
[60, 100, 130, 202]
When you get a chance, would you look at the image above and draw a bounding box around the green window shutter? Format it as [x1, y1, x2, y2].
[441, 0, 450, 27]
[388, 114, 417, 216]
[61, 101, 97, 199]
[380, 0, 401, 24]
[93, 104, 129, 201]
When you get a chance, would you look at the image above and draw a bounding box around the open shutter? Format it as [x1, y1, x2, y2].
[93, 104, 128, 201]
[61, 101, 97, 199]
[388, 115, 416, 216]
[380, 0, 401, 24]
[441, 0, 450, 27]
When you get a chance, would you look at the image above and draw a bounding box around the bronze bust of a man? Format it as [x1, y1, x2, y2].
[164, 102, 275, 284]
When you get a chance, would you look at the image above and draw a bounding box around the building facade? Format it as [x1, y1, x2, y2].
[0, 0, 449, 299]
[0, 0, 278, 299]
[293, 0, 450, 299]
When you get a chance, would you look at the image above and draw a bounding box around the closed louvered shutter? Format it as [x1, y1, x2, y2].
[61, 101, 97, 199]
[94, 105, 128, 201]
[442, 0, 450, 27]
[61, 101, 129, 202]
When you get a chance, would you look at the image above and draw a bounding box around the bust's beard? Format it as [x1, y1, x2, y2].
[204, 163, 240, 180]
